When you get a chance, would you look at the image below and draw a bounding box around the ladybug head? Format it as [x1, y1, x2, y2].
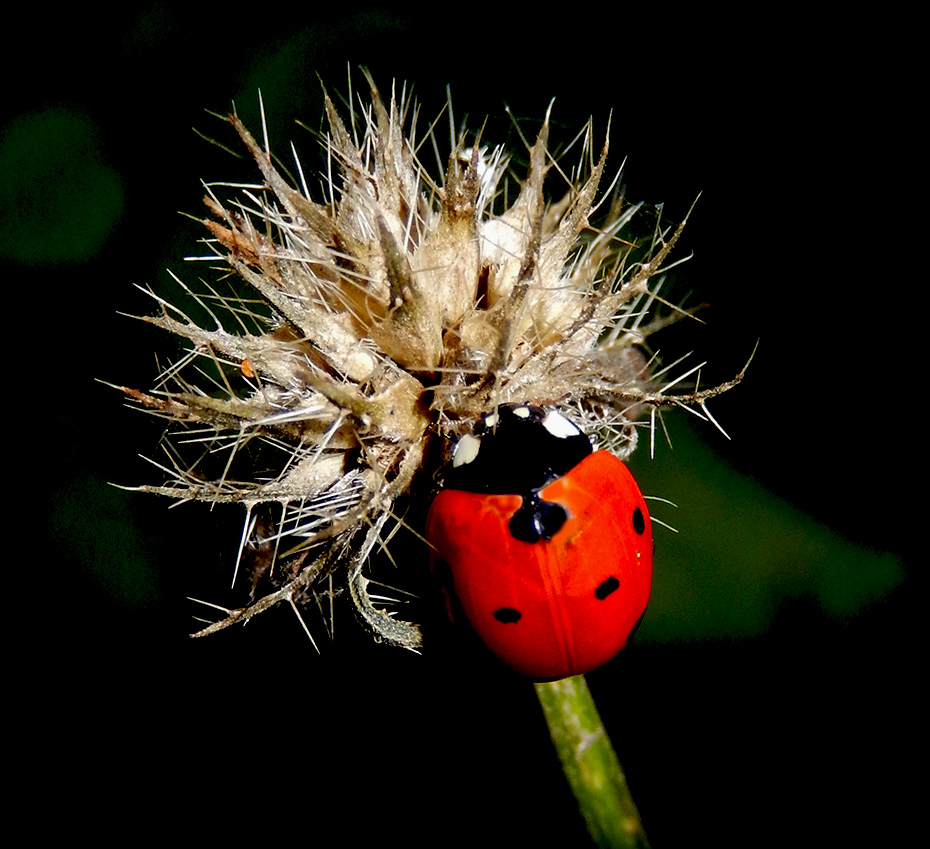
[444, 404, 593, 495]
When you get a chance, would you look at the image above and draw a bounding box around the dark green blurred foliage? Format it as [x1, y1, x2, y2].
[630, 417, 903, 643]
[0, 110, 124, 265]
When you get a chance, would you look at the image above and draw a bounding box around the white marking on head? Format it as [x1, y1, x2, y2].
[542, 410, 582, 439]
[512, 406, 531, 419]
[452, 433, 481, 468]
[483, 412, 499, 429]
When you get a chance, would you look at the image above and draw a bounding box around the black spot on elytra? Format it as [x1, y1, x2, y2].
[632, 507, 646, 535]
[595, 576, 620, 600]
[494, 607, 522, 624]
[509, 494, 567, 543]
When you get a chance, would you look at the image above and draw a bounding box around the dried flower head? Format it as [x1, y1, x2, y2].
[116, 73, 747, 652]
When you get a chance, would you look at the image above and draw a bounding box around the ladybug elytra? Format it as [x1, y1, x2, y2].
[426, 404, 653, 680]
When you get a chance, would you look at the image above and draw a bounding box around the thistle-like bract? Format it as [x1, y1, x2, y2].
[119, 73, 744, 651]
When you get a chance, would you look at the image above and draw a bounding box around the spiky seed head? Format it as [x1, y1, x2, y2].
[117, 73, 746, 650]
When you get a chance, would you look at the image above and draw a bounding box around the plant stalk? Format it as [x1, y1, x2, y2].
[535, 675, 650, 848]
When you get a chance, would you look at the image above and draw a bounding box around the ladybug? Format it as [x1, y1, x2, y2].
[426, 404, 653, 681]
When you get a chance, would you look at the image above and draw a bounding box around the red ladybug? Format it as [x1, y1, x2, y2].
[426, 404, 653, 681]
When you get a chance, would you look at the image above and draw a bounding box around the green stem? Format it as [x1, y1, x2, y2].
[534, 675, 650, 849]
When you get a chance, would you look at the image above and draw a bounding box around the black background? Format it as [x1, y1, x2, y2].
[9, 7, 916, 846]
